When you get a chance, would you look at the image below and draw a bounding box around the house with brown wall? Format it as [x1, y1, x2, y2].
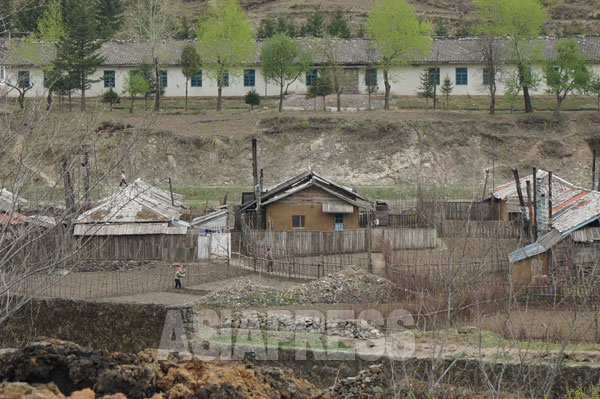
[239, 170, 371, 231]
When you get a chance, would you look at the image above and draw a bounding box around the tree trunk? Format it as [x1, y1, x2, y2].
[278, 84, 284, 112]
[18, 92, 24, 109]
[336, 91, 341, 112]
[80, 73, 86, 112]
[68, 93, 72, 112]
[144, 95, 148, 111]
[523, 86, 533, 113]
[83, 151, 90, 202]
[185, 77, 188, 111]
[217, 86, 222, 111]
[62, 156, 75, 214]
[433, 84, 437, 110]
[154, 58, 160, 112]
[130, 95, 134, 113]
[383, 69, 391, 110]
[322, 96, 326, 111]
[368, 90, 372, 110]
[554, 95, 563, 117]
[490, 90, 496, 114]
[46, 90, 52, 111]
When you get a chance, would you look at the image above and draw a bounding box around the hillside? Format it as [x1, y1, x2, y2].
[11, 107, 598, 202]
[175, 0, 600, 36]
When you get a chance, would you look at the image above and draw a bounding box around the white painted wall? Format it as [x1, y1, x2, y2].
[2, 63, 600, 99]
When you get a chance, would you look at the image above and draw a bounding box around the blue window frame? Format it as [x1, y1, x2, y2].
[244, 69, 255, 87]
[482, 68, 490, 86]
[306, 69, 317, 86]
[428, 67, 440, 85]
[17, 71, 30, 88]
[218, 72, 229, 87]
[333, 214, 344, 231]
[365, 68, 377, 86]
[159, 70, 168, 88]
[191, 71, 202, 87]
[455, 67, 468, 85]
[103, 70, 115, 88]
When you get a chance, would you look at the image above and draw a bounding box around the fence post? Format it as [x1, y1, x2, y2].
[253, 256, 257, 273]
[293, 258, 296, 279]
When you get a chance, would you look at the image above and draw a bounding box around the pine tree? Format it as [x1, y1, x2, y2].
[175, 16, 192, 39]
[95, 0, 124, 39]
[245, 90, 260, 110]
[307, 76, 333, 111]
[257, 16, 276, 39]
[441, 74, 453, 109]
[56, 0, 104, 112]
[276, 15, 287, 34]
[302, 7, 325, 37]
[417, 69, 435, 109]
[327, 10, 351, 38]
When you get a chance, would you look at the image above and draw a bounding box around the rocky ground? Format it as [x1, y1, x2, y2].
[0, 340, 328, 399]
[195, 268, 402, 308]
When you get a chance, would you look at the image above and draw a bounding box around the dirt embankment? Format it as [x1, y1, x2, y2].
[0, 340, 327, 399]
[10, 111, 600, 190]
[119, 111, 600, 188]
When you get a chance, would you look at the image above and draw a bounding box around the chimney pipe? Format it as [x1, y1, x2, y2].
[548, 171, 553, 227]
[593, 150, 597, 191]
[533, 168, 538, 240]
[252, 138, 258, 191]
[536, 176, 544, 237]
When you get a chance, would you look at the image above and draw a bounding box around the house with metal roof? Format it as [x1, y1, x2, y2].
[2, 36, 600, 101]
[74, 178, 188, 236]
[500, 173, 600, 286]
[239, 169, 371, 231]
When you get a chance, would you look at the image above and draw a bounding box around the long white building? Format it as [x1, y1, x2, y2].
[1, 36, 599, 100]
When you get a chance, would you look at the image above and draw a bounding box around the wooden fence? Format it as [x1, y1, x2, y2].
[77, 231, 199, 262]
[437, 220, 522, 239]
[241, 227, 437, 258]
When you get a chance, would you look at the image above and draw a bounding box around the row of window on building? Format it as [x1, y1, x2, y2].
[6, 66, 497, 90]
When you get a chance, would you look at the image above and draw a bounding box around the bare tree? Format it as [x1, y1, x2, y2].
[478, 36, 503, 114]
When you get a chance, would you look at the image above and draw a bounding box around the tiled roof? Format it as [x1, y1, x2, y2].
[3, 36, 600, 67]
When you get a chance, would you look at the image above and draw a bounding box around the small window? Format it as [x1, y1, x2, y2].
[159, 70, 168, 88]
[218, 72, 229, 87]
[365, 68, 377, 86]
[292, 215, 305, 228]
[482, 68, 490, 86]
[334, 214, 344, 231]
[17, 71, 30, 89]
[191, 71, 202, 87]
[244, 69, 255, 87]
[428, 67, 440, 85]
[306, 69, 317, 86]
[455, 67, 468, 85]
[103, 70, 115, 88]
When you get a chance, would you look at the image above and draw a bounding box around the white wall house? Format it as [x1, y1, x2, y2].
[1, 36, 600, 100]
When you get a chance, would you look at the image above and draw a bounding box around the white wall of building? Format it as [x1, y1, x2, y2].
[2, 63, 600, 99]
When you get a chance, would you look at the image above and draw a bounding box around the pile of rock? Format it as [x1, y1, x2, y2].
[219, 311, 383, 340]
[291, 268, 401, 304]
[196, 281, 293, 308]
[331, 364, 388, 398]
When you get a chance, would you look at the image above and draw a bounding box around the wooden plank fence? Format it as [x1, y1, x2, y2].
[242, 227, 437, 258]
[437, 220, 521, 239]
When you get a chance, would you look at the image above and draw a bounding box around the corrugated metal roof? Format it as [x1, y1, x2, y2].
[191, 207, 229, 228]
[76, 178, 186, 225]
[509, 229, 563, 262]
[74, 222, 187, 236]
[4, 36, 600, 67]
[489, 169, 575, 202]
[571, 227, 600, 242]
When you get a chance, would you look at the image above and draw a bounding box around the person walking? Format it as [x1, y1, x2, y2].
[266, 248, 274, 273]
[119, 170, 128, 188]
[175, 266, 185, 288]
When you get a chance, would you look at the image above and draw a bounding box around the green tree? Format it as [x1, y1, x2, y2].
[123, 72, 149, 113]
[365, 0, 431, 110]
[591, 75, 600, 112]
[95, 0, 124, 39]
[261, 33, 313, 112]
[318, 36, 350, 112]
[55, 0, 104, 112]
[196, 0, 256, 111]
[435, 20, 448, 37]
[257, 16, 276, 38]
[327, 9, 351, 38]
[175, 16, 193, 39]
[417, 68, 435, 109]
[12, 0, 47, 35]
[128, 0, 177, 111]
[37, 0, 65, 41]
[302, 6, 325, 37]
[544, 38, 592, 116]
[307, 75, 333, 111]
[440, 74, 453, 109]
[276, 16, 288, 34]
[245, 90, 260, 110]
[180, 44, 200, 111]
[138, 62, 162, 110]
[101, 88, 120, 110]
[473, 0, 547, 113]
